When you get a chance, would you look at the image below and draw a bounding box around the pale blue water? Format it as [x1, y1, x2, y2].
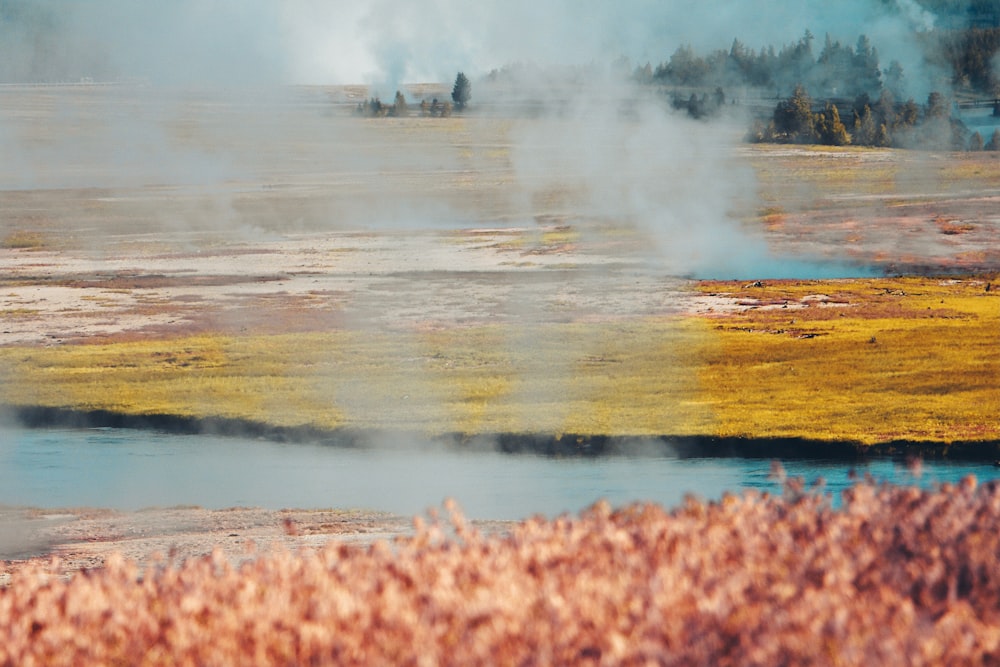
[960, 107, 1000, 143]
[1, 426, 997, 520]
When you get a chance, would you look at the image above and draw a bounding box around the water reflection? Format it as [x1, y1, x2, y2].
[0, 427, 997, 520]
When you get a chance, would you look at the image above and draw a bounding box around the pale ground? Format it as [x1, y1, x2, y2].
[0, 505, 511, 585]
[0, 227, 743, 347]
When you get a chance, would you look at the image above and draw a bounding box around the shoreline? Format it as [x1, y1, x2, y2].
[8, 404, 1000, 461]
[0, 504, 470, 585]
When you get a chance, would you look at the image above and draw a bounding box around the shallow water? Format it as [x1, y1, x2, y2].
[1, 427, 998, 519]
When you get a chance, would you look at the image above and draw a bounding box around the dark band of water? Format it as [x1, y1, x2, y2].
[9, 406, 1000, 462]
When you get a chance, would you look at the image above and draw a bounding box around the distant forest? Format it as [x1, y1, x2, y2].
[460, 1, 1000, 150]
[635, 26, 1000, 101]
[624, 0, 1000, 151]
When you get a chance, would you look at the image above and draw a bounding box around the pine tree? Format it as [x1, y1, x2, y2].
[853, 35, 881, 94]
[853, 105, 878, 146]
[986, 129, 1000, 151]
[451, 72, 471, 111]
[773, 84, 816, 143]
[874, 89, 897, 129]
[816, 103, 850, 146]
[875, 123, 891, 147]
[884, 60, 905, 99]
[898, 99, 919, 127]
[393, 90, 408, 116]
[926, 91, 950, 120]
[969, 131, 985, 151]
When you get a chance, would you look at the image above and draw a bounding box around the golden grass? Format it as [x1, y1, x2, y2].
[698, 277, 1000, 444]
[0, 321, 715, 437]
[938, 153, 1000, 187]
[0, 335, 322, 426]
[750, 146, 1000, 210]
[0, 308, 39, 319]
[1, 230, 48, 250]
[1, 276, 996, 444]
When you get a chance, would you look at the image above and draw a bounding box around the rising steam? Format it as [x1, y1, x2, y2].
[0, 1, 963, 95]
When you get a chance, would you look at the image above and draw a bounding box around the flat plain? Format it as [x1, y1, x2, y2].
[1, 85, 998, 446]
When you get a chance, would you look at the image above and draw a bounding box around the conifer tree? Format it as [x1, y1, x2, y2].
[898, 99, 919, 127]
[393, 90, 408, 116]
[773, 84, 816, 143]
[884, 60, 905, 99]
[969, 131, 985, 151]
[926, 91, 950, 120]
[451, 72, 471, 111]
[986, 129, 1000, 151]
[853, 105, 878, 146]
[875, 123, 891, 147]
[816, 103, 850, 145]
[875, 89, 897, 129]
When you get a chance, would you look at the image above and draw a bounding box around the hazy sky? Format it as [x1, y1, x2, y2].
[0, 0, 946, 89]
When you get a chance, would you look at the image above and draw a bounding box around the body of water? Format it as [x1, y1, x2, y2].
[2, 427, 998, 519]
[960, 106, 1000, 142]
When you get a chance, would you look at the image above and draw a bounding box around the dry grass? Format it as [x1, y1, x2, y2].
[747, 145, 902, 201]
[0, 320, 716, 436]
[938, 153, 1000, 187]
[698, 277, 1000, 444]
[748, 145, 1000, 210]
[4, 479, 1000, 664]
[0, 230, 48, 250]
[1, 276, 996, 444]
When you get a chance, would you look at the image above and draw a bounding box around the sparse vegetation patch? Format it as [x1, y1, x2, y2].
[1, 230, 47, 250]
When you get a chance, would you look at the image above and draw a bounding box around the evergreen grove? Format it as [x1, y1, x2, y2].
[747, 83, 997, 150]
[628, 20, 1000, 151]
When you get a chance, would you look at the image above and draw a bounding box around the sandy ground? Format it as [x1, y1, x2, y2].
[0, 505, 512, 585]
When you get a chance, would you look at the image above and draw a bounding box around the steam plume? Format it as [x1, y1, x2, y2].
[0, 1, 960, 96]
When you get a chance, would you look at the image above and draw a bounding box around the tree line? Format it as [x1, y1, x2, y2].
[634, 31, 900, 102]
[353, 18, 1000, 151]
[635, 22, 1000, 100]
[932, 27, 1000, 93]
[355, 72, 471, 119]
[630, 21, 1000, 151]
[747, 84, 999, 150]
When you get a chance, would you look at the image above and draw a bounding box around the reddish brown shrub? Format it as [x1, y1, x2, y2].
[3, 481, 1000, 665]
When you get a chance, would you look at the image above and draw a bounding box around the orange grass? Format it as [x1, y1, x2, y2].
[4, 479, 1000, 664]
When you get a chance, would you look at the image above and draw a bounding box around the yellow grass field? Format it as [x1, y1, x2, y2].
[699, 277, 1000, 444]
[1, 275, 997, 446]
